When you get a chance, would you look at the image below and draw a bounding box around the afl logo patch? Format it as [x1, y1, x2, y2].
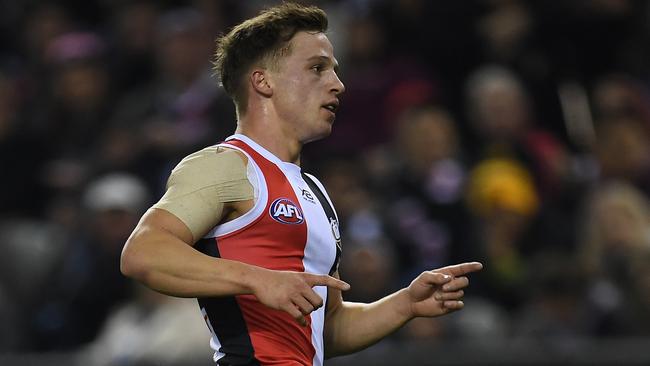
[270, 198, 304, 225]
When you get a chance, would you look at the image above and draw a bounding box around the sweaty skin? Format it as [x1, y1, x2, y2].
[153, 146, 254, 240]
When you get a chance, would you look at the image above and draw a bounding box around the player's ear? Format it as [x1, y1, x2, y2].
[250, 69, 273, 97]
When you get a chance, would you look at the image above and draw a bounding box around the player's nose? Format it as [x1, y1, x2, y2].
[331, 73, 345, 95]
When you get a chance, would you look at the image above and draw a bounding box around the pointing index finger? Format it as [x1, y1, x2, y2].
[434, 262, 483, 277]
[306, 274, 351, 291]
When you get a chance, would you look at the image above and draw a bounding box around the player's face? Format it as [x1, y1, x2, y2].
[270, 31, 345, 143]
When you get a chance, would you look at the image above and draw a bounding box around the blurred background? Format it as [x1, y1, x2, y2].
[1, 0, 650, 365]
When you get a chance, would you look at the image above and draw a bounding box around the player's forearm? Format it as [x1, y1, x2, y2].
[324, 288, 413, 357]
[121, 227, 258, 298]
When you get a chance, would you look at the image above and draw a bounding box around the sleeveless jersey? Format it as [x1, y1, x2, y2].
[196, 134, 341, 366]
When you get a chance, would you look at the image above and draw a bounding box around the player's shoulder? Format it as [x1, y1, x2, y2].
[178, 145, 247, 167]
[168, 145, 249, 186]
[172, 145, 247, 174]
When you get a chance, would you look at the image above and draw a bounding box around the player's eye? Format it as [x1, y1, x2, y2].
[311, 64, 324, 73]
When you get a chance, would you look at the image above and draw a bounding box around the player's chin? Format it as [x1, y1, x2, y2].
[304, 122, 333, 143]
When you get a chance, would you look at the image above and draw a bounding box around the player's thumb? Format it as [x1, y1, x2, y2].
[308, 274, 350, 291]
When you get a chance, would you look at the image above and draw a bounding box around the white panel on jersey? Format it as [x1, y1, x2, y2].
[280, 163, 338, 366]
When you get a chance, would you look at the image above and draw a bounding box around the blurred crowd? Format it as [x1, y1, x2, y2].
[1, 0, 650, 364]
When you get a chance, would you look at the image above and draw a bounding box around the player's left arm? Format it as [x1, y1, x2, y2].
[323, 262, 483, 358]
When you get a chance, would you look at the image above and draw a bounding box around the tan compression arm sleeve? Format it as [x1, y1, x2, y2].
[152, 146, 254, 241]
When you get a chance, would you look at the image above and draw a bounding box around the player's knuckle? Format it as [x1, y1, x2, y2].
[292, 280, 306, 291]
[300, 283, 312, 293]
[319, 274, 331, 284]
[285, 294, 297, 306]
[291, 307, 302, 317]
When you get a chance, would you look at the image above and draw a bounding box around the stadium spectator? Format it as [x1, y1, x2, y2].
[28, 174, 150, 350]
[78, 283, 211, 365]
[578, 181, 650, 336]
[108, 7, 236, 194]
[29, 32, 115, 198]
[464, 157, 539, 311]
[366, 105, 471, 277]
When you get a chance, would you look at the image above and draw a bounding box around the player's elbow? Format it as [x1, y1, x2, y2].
[120, 235, 150, 282]
[120, 241, 138, 279]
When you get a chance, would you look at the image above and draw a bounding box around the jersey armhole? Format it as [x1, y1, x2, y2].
[203, 144, 268, 238]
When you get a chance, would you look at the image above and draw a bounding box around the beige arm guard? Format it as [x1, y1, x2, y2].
[152, 146, 254, 241]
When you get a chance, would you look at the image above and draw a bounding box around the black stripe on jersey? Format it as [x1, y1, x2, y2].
[195, 238, 260, 366]
[301, 172, 342, 276]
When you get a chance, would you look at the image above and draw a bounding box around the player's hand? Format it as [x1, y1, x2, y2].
[249, 269, 350, 326]
[407, 262, 483, 318]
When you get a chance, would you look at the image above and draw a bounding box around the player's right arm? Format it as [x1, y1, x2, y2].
[120, 147, 348, 324]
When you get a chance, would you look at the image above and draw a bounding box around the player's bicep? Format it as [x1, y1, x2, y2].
[121, 207, 194, 279]
[153, 185, 226, 243]
[137, 207, 195, 245]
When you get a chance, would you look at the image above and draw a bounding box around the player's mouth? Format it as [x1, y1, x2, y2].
[321, 100, 339, 119]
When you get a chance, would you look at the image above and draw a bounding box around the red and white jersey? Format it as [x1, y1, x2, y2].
[196, 134, 341, 366]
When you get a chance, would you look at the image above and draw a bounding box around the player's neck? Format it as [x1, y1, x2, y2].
[236, 113, 302, 166]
